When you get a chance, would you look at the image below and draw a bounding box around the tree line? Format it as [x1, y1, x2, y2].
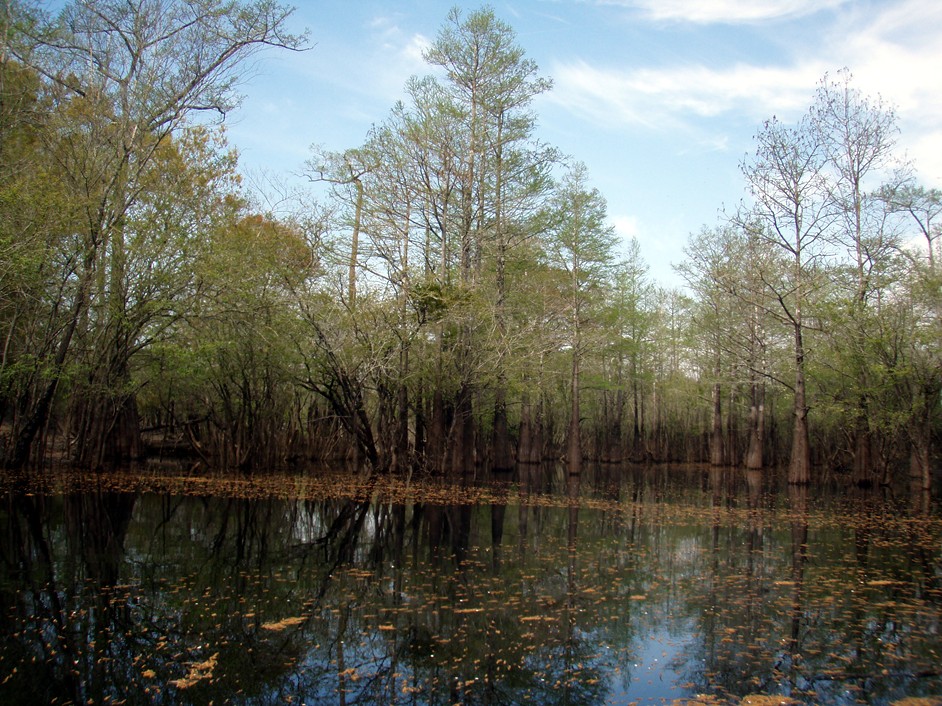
[1, 2, 938, 489]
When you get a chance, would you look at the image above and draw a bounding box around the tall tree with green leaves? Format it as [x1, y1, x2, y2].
[879, 183, 942, 490]
[598, 238, 651, 462]
[4, 0, 305, 468]
[740, 115, 832, 484]
[0, 56, 80, 463]
[881, 184, 941, 268]
[542, 163, 618, 474]
[644, 286, 699, 461]
[306, 146, 378, 309]
[810, 69, 904, 484]
[679, 222, 782, 469]
[423, 6, 554, 472]
[679, 225, 740, 467]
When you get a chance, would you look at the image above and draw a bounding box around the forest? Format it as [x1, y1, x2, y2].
[0, 1, 939, 491]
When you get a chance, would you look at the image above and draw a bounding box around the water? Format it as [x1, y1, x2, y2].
[1, 464, 940, 705]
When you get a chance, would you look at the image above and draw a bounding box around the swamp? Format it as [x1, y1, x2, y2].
[1, 464, 940, 705]
[3, 2, 942, 704]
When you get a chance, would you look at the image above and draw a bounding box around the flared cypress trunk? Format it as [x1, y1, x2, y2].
[744, 381, 765, 470]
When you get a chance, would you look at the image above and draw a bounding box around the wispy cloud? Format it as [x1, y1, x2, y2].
[828, 0, 942, 181]
[834, 2, 942, 114]
[362, 16, 431, 100]
[547, 60, 824, 136]
[548, 0, 942, 177]
[611, 214, 639, 240]
[294, 14, 430, 108]
[402, 33, 432, 66]
[597, 0, 848, 24]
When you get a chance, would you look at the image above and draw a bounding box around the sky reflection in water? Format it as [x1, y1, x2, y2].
[1, 464, 941, 705]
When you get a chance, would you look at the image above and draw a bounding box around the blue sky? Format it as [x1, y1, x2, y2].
[227, 0, 942, 286]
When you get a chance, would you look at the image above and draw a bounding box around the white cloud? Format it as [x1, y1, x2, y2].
[362, 17, 432, 101]
[598, 0, 847, 24]
[611, 214, 639, 239]
[294, 15, 430, 108]
[824, 0, 942, 185]
[403, 33, 432, 65]
[547, 60, 825, 135]
[548, 0, 942, 177]
[833, 2, 942, 110]
[903, 132, 942, 187]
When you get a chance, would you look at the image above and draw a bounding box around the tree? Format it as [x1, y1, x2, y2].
[0, 57, 81, 462]
[679, 225, 741, 467]
[881, 183, 942, 268]
[424, 6, 552, 282]
[740, 114, 832, 484]
[423, 6, 555, 473]
[644, 286, 699, 462]
[738, 230, 779, 470]
[304, 123, 424, 473]
[680, 222, 784, 469]
[173, 208, 311, 470]
[881, 184, 942, 490]
[599, 238, 652, 462]
[810, 69, 904, 484]
[306, 146, 377, 309]
[4, 0, 306, 468]
[542, 163, 618, 474]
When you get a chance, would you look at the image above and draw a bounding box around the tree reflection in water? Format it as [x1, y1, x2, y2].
[1, 464, 940, 705]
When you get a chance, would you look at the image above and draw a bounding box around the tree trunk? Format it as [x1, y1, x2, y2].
[349, 178, 363, 308]
[631, 371, 642, 460]
[395, 380, 409, 473]
[851, 408, 873, 487]
[413, 385, 426, 462]
[428, 387, 446, 473]
[567, 350, 581, 475]
[788, 343, 811, 484]
[602, 387, 624, 463]
[393, 325, 409, 473]
[744, 381, 765, 470]
[450, 382, 475, 476]
[517, 394, 534, 464]
[73, 353, 144, 468]
[710, 382, 724, 466]
[909, 438, 931, 492]
[7, 244, 96, 469]
[908, 387, 934, 492]
[492, 387, 513, 471]
[516, 392, 544, 464]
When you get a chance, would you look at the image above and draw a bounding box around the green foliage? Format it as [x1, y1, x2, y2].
[3, 4, 940, 478]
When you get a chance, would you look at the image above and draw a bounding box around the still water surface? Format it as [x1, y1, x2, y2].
[1, 464, 941, 705]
